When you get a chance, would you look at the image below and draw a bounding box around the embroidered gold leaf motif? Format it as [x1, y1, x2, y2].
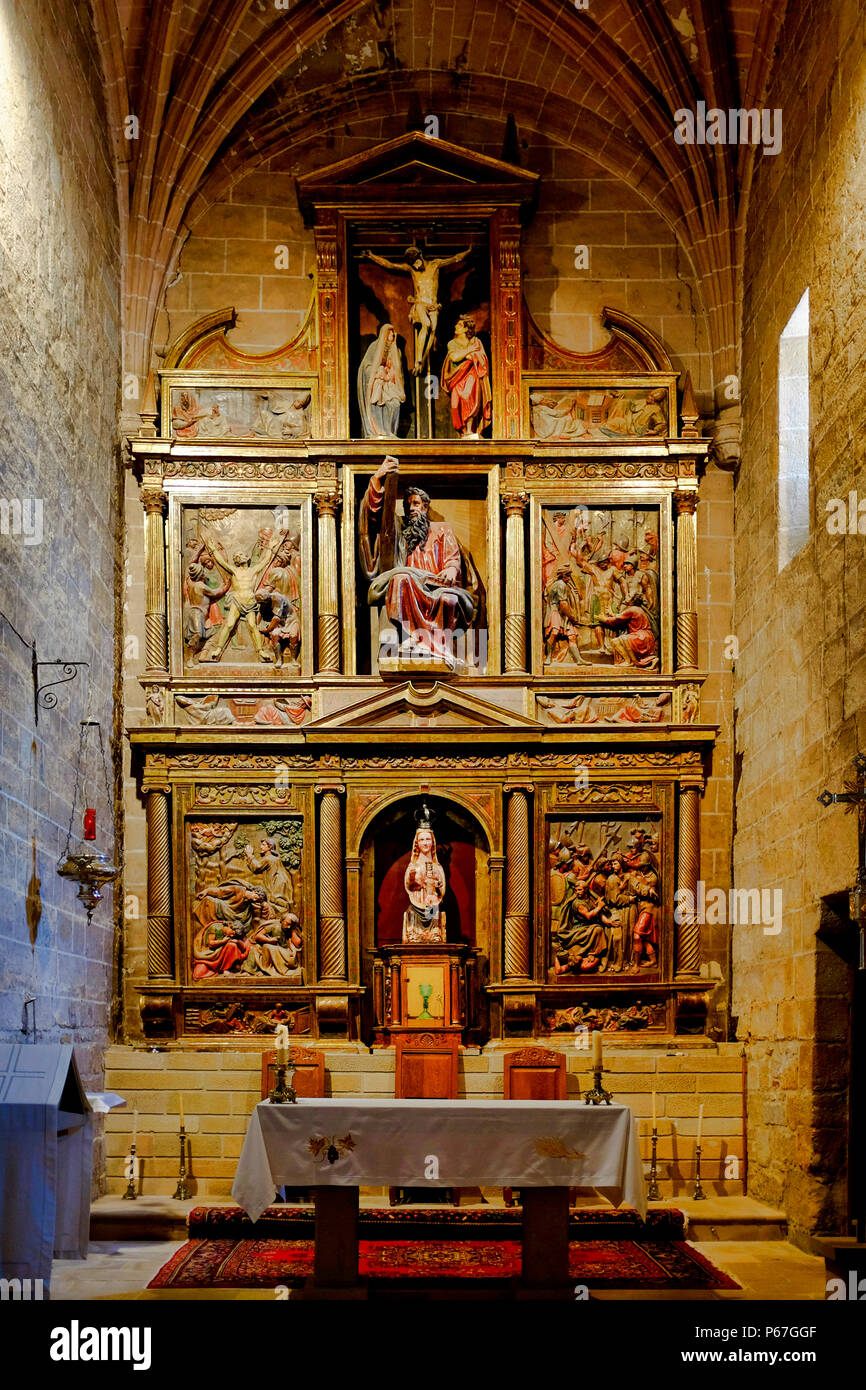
[308, 1133, 356, 1164]
[534, 1137, 586, 1160]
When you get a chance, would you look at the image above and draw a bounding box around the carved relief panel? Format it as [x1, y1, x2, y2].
[166, 491, 314, 680]
[533, 497, 672, 675]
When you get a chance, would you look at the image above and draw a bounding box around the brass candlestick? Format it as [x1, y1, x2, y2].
[647, 1126, 662, 1200]
[583, 1066, 613, 1105]
[693, 1142, 707, 1200]
[122, 1144, 137, 1200]
[172, 1126, 192, 1200]
[269, 1060, 297, 1104]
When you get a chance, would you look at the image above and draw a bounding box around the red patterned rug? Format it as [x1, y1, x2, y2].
[187, 1204, 687, 1241]
[150, 1236, 738, 1290]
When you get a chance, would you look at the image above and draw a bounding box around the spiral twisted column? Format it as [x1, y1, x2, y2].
[674, 489, 699, 673]
[145, 786, 173, 978]
[317, 784, 347, 980]
[504, 784, 532, 979]
[315, 488, 341, 673]
[141, 487, 167, 673]
[502, 491, 528, 674]
[676, 782, 703, 977]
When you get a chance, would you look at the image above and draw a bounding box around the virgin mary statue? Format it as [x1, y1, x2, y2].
[402, 806, 447, 943]
[357, 324, 405, 439]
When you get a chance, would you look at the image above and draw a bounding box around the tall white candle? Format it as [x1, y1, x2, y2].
[591, 1029, 603, 1069]
[275, 1024, 289, 1066]
[696, 1103, 704, 1147]
[652, 1089, 657, 1128]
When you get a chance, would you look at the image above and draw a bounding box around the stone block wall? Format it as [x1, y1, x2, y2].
[104, 1042, 745, 1200]
[734, 0, 866, 1245]
[0, 0, 120, 1107]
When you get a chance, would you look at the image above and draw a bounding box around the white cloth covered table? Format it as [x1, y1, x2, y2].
[232, 1097, 646, 1223]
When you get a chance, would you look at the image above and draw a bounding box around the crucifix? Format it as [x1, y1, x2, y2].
[818, 752, 866, 971]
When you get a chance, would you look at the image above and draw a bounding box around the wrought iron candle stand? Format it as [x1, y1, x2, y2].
[583, 1066, 613, 1106]
[647, 1127, 662, 1200]
[269, 1059, 297, 1104]
[693, 1143, 708, 1200]
[122, 1144, 137, 1201]
[172, 1126, 192, 1200]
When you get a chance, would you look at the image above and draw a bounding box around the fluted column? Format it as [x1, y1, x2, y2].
[503, 784, 532, 979]
[141, 486, 167, 674]
[676, 781, 702, 977]
[315, 488, 341, 673]
[502, 491, 528, 673]
[674, 489, 698, 673]
[145, 786, 173, 978]
[317, 784, 347, 981]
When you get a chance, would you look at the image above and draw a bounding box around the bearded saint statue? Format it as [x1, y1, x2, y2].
[359, 455, 480, 667]
[402, 806, 446, 943]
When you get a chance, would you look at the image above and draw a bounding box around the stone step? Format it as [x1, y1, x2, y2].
[89, 1193, 786, 1244]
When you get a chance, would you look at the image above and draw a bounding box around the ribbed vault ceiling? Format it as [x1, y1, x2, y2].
[93, 0, 788, 413]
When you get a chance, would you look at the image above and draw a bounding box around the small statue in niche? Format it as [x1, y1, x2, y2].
[402, 805, 446, 943]
[145, 685, 164, 725]
[360, 243, 471, 376]
[440, 315, 492, 439]
[357, 324, 406, 438]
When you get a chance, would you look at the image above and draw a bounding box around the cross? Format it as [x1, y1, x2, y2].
[818, 752, 866, 971]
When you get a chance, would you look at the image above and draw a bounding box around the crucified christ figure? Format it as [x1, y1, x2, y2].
[361, 243, 471, 376]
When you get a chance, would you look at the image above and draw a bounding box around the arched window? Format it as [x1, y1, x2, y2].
[778, 288, 810, 570]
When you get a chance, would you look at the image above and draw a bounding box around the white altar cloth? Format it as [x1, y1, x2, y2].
[232, 1098, 646, 1223]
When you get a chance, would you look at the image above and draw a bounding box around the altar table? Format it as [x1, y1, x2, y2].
[232, 1098, 646, 1289]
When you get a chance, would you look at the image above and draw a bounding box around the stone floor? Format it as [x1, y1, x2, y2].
[48, 1236, 827, 1301]
[47, 1194, 828, 1301]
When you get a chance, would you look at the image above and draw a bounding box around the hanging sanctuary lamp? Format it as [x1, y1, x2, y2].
[56, 719, 119, 923]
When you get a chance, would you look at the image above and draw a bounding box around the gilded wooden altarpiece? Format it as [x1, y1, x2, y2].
[126, 134, 714, 1049]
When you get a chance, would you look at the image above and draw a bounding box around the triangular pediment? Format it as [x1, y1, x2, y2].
[306, 682, 543, 733]
[297, 134, 538, 222]
[298, 132, 537, 190]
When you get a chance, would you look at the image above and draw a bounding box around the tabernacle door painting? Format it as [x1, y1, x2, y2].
[171, 499, 312, 677]
[537, 500, 669, 673]
[548, 818, 663, 981]
[186, 818, 304, 984]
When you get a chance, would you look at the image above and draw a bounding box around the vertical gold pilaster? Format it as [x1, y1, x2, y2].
[491, 210, 525, 440]
[317, 783, 347, 981]
[674, 489, 699, 672]
[315, 487, 341, 673]
[502, 490, 528, 674]
[141, 486, 167, 674]
[504, 784, 532, 979]
[145, 785, 172, 978]
[676, 781, 702, 977]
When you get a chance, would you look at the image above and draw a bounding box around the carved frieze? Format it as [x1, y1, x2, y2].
[542, 999, 667, 1033]
[165, 460, 318, 480]
[184, 1001, 312, 1035]
[525, 460, 683, 480]
[193, 784, 296, 807]
[552, 782, 654, 806]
